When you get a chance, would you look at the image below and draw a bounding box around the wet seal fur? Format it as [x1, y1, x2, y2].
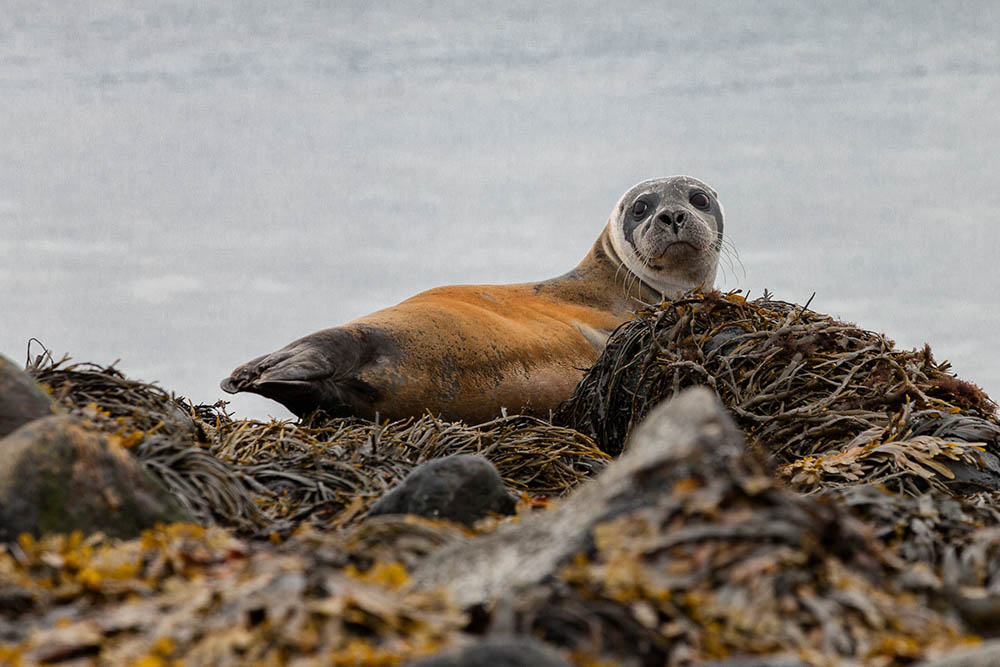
[221, 176, 724, 422]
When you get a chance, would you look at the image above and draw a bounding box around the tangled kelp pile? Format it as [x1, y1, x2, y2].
[834, 486, 1000, 591]
[1, 523, 469, 665]
[556, 290, 1000, 495]
[28, 358, 608, 537]
[540, 488, 965, 663]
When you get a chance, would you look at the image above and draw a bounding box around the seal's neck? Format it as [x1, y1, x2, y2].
[587, 228, 665, 305]
[529, 225, 666, 318]
[533, 224, 712, 316]
[585, 223, 711, 306]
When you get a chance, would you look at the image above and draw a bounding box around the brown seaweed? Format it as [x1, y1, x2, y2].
[556, 290, 1000, 494]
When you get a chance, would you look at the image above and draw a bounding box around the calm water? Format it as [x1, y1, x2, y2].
[2, 1, 999, 419]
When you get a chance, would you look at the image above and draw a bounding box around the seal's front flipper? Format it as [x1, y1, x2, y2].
[220, 326, 392, 418]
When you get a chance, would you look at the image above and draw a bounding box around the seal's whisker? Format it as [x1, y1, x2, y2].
[613, 258, 635, 301]
[630, 252, 653, 300]
[715, 252, 730, 284]
[720, 240, 745, 282]
[613, 259, 630, 297]
[713, 244, 733, 284]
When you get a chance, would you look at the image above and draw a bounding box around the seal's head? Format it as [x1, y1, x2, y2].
[607, 176, 724, 297]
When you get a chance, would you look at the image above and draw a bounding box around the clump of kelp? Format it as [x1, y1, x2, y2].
[27, 357, 608, 538]
[1, 523, 470, 665]
[528, 461, 972, 665]
[556, 290, 1000, 495]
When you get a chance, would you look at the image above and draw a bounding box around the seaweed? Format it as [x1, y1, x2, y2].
[556, 290, 1000, 494]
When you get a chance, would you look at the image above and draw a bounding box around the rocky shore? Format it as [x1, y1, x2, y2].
[4, 291, 1000, 665]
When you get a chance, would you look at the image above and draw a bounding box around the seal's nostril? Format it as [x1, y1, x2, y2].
[676, 211, 686, 224]
[657, 213, 671, 225]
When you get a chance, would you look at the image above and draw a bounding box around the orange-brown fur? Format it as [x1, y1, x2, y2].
[349, 232, 641, 421]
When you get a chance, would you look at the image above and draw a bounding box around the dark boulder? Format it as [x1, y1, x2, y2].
[916, 641, 1000, 667]
[0, 353, 56, 438]
[404, 636, 569, 667]
[368, 454, 516, 526]
[0, 416, 189, 541]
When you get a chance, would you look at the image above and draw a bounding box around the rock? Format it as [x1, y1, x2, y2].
[907, 411, 1000, 491]
[702, 658, 810, 667]
[367, 454, 516, 526]
[404, 636, 570, 667]
[0, 354, 56, 438]
[0, 416, 189, 541]
[412, 387, 751, 607]
[917, 641, 1000, 667]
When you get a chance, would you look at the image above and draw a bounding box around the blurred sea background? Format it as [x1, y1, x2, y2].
[2, 1, 998, 420]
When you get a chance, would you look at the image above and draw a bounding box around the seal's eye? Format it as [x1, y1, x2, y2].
[689, 191, 711, 210]
[632, 200, 649, 217]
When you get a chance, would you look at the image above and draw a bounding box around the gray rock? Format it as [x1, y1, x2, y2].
[412, 387, 746, 607]
[0, 415, 189, 541]
[702, 658, 810, 667]
[0, 353, 56, 438]
[368, 454, 516, 526]
[907, 410, 1000, 491]
[916, 641, 1000, 667]
[404, 636, 569, 667]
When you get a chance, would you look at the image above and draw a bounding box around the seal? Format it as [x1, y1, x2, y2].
[221, 176, 724, 422]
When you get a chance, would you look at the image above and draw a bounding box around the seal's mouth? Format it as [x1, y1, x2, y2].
[643, 241, 700, 266]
